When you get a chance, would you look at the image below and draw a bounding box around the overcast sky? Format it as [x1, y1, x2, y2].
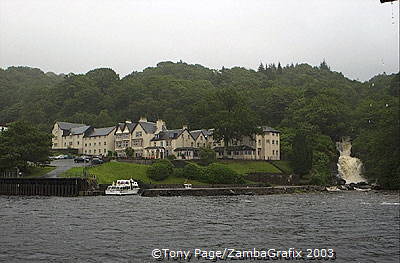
[0, 0, 398, 81]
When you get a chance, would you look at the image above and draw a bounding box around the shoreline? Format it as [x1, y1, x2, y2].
[140, 185, 325, 197]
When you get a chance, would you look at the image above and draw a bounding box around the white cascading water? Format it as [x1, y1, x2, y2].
[336, 139, 367, 184]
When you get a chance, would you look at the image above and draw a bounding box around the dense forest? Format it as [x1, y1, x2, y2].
[0, 62, 398, 188]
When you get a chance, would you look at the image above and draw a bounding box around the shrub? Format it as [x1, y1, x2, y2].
[183, 162, 203, 180]
[155, 159, 174, 168]
[167, 154, 177, 161]
[173, 168, 185, 178]
[199, 148, 216, 165]
[204, 163, 245, 184]
[147, 160, 174, 181]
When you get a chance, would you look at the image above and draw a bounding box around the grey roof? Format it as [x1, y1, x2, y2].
[214, 145, 255, 152]
[116, 122, 137, 133]
[190, 130, 204, 140]
[117, 123, 125, 131]
[190, 129, 214, 140]
[144, 146, 165, 150]
[260, 126, 280, 133]
[57, 121, 86, 131]
[138, 121, 157, 134]
[126, 122, 137, 132]
[70, 125, 91, 135]
[151, 129, 185, 141]
[174, 147, 199, 152]
[88, 126, 116, 137]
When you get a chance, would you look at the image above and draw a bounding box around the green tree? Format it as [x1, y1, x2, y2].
[291, 131, 313, 176]
[319, 59, 330, 71]
[212, 88, 260, 156]
[125, 147, 134, 159]
[0, 121, 52, 171]
[257, 62, 265, 72]
[277, 62, 283, 74]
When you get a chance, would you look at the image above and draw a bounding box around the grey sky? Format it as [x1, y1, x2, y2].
[0, 0, 398, 81]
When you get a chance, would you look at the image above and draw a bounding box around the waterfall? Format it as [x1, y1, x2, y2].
[336, 139, 367, 184]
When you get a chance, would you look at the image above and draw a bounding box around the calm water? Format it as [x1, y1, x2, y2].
[0, 192, 399, 263]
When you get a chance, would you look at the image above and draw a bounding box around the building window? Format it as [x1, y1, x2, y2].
[276, 141, 279, 145]
[272, 150, 275, 155]
[94, 142, 96, 146]
[104, 142, 107, 145]
[89, 143, 91, 146]
[166, 141, 169, 146]
[136, 131, 142, 137]
[89, 150, 91, 153]
[266, 139, 270, 143]
[85, 143, 87, 147]
[272, 140, 274, 144]
[258, 139, 261, 145]
[85, 150, 87, 153]
[161, 141, 163, 147]
[77, 141, 79, 145]
[69, 142, 72, 146]
[191, 142, 194, 147]
[197, 143, 200, 147]
[104, 149, 106, 153]
[94, 149, 96, 153]
[132, 139, 142, 147]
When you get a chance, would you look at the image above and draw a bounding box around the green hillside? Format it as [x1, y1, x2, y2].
[1, 62, 398, 188]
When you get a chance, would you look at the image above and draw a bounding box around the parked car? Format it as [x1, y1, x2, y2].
[91, 158, 104, 165]
[74, 156, 90, 163]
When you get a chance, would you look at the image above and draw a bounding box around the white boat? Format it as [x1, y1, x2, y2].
[105, 179, 140, 195]
[354, 187, 371, 192]
[326, 186, 341, 192]
[184, 183, 192, 189]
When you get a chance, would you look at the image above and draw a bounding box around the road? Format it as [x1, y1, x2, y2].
[42, 159, 88, 178]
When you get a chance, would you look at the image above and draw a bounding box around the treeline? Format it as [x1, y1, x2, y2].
[0, 62, 398, 188]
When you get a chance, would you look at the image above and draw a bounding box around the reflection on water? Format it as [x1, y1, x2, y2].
[0, 192, 399, 262]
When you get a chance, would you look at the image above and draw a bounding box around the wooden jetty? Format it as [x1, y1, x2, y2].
[0, 178, 98, 197]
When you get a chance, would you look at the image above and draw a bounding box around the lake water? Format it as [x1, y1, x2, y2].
[0, 191, 399, 262]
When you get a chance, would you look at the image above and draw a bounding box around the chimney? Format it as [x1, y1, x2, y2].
[139, 117, 147, 122]
[156, 119, 166, 132]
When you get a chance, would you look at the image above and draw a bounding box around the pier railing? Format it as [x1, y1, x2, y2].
[0, 178, 96, 196]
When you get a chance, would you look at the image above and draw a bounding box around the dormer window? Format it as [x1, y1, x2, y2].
[136, 131, 142, 137]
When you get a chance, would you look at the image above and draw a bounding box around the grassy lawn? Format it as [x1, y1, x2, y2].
[25, 166, 56, 178]
[270, 160, 293, 174]
[218, 160, 282, 174]
[60, 161, 204, 185]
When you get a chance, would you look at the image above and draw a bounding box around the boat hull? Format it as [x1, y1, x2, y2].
[105, 189, 140, 195]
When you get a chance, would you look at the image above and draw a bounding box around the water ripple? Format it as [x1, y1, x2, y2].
[0, 192, 399, 262]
